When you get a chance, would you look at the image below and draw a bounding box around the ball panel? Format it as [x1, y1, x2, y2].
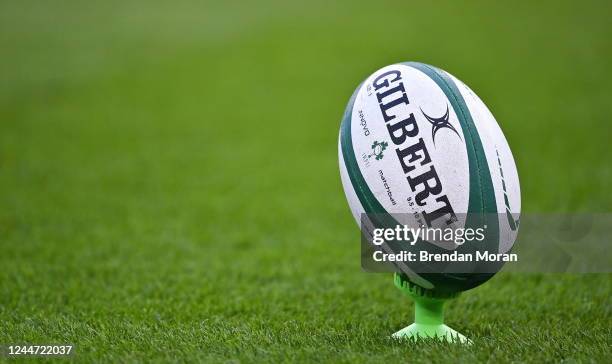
[339, 135, 366, 224]
[448, 73, 521, 253]
[338, 81, 389, 217]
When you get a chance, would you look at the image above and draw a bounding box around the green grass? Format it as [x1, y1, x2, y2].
[1, 0, 611, 362]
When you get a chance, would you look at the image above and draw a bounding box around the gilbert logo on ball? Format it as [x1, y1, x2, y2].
[338, 62, 521, 343]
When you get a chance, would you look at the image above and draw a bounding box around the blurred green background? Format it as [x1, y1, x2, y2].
[1, 0, 610, 362]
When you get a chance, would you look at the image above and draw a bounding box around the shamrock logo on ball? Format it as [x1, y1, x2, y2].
[369, 141, 388, 160]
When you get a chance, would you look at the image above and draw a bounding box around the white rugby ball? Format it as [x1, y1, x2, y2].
[338, 62, 521, 293]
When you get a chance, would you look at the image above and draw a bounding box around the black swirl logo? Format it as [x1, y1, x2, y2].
[421, 105, 462, 146]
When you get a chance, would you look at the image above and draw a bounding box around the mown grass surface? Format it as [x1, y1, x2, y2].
[1, 0, 610, 362]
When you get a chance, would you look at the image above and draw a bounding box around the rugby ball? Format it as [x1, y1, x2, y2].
[338, 62, 521, 294]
